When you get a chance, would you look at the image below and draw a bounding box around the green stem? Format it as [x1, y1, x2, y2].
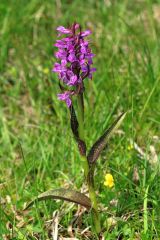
[77, 93, 89, 178]
[88, 185, 101, 233]
[77, 93, 84, 137]
[77, 93, 101, 234]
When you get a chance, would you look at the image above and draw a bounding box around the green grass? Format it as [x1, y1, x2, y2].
[0, 0, 160, 239]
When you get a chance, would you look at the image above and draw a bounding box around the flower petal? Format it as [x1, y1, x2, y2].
[57, 26, 71, 34]
[81, 30, 92, 37]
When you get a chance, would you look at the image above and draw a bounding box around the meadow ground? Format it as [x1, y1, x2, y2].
[0, 0, 160, 239]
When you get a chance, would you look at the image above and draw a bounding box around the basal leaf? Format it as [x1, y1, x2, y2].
[24, 188, 91, 210]
[87, 112, 127, 164]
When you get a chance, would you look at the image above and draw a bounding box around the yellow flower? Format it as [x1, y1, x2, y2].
[104, 173, 114, 188]
[127, 144, 134, 151]
[43, 68, 49, 74]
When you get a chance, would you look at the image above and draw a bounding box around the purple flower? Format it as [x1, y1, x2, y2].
[57, 92, 72, 107]
[67, 75, 78, 86]
[55, 49, 67, 59]
[53, 23, 96, 107]
[52, 63, 67, 73]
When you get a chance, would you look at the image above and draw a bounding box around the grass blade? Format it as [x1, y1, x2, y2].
[144, 185, 149, 234]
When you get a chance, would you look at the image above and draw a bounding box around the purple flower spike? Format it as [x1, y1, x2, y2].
[53, 23, 96, 107]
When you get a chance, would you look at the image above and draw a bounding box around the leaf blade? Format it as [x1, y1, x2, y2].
[87, 112, 127, 164]
[24, 188, 91, 210]
[69, 105, 86, 156]
[69, 105, 79, 140]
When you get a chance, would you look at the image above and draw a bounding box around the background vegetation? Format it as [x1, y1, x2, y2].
[0, 0, 160, 239]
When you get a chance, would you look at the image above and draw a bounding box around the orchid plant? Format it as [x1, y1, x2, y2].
[25, 23, 126, 236]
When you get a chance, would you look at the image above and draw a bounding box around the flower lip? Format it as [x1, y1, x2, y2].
[67, 75, 78, 86]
